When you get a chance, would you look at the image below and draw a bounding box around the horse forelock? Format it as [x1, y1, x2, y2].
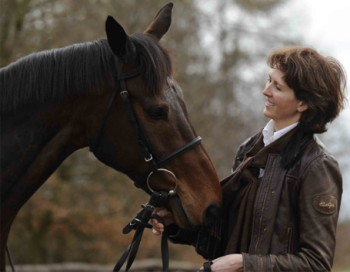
[129, 33, 173, 97]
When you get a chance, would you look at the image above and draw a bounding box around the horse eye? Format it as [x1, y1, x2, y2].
[146, 107, 168, 120]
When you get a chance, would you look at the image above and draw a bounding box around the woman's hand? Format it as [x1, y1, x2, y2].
[150, 208, 174, 236]
[200, 254, 243, 272]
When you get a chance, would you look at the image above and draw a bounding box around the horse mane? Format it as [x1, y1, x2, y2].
[0, 34, 172, 114]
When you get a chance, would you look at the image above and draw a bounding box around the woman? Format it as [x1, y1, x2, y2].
[151, 46, 347, 271]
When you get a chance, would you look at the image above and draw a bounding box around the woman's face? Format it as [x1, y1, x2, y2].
[263, 68, 307, 131]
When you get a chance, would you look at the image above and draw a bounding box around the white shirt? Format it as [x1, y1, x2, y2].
[259, 120, 298, 177]
[262, 120, 298, 147]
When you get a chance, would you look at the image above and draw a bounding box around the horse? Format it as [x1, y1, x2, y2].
[0, 3, 222, 270]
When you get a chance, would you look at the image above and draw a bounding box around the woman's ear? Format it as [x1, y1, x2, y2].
[297, 101, 308, 112]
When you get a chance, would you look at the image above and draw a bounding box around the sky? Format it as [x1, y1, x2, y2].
[290, 0, 350, 220]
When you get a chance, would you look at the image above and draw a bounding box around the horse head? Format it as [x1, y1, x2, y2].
[89, 3, 222, 229]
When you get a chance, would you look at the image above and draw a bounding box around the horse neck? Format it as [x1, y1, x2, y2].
[0, 40, 118, 219]
[0, 93, 100, 213]
[0, 102, 83, 268]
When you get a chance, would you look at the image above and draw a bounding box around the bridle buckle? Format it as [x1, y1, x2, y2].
[144, 154, 153, 162]
[120, 90, 128, 96]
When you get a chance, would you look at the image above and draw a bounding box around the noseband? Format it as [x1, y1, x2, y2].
[92, 59, 202, 271]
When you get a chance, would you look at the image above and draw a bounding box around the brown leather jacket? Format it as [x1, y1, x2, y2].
[169, 131, 342, 271]
[237, 133, 342, 271]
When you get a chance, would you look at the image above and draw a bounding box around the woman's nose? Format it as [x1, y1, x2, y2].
[262, 83, 271, 96]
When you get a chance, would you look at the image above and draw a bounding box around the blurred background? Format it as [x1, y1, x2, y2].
[1, 0, 349, 271]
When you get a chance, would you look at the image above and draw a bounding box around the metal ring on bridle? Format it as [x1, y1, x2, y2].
[146, 168, 178, 196]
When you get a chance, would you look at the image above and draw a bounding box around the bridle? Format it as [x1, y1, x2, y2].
[91, 58, 202, 271]
[91, 59, 202, 189]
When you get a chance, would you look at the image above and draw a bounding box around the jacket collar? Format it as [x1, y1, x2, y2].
[245, 127, 298, 169]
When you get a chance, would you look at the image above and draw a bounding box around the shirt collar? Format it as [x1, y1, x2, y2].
[262, 120, 298, 146]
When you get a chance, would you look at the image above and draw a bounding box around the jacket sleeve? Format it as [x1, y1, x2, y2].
[167, 224, 198, 246]
[243, 153, 342, 271]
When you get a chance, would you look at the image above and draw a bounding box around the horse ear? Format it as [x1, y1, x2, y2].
[144, 2, 173, 40]
[105, 16, 130, 58]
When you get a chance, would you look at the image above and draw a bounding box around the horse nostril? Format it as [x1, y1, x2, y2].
[204, 204, 221, 226]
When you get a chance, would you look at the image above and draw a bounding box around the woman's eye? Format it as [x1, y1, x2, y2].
[146, 107, 168, 120]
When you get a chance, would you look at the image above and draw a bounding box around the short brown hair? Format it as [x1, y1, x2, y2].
[268, 47, 347, 133]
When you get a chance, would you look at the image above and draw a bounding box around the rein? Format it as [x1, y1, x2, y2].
[113, 190, 170, 272]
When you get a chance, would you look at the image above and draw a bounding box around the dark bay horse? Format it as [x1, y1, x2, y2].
[0, 3, 222, 269]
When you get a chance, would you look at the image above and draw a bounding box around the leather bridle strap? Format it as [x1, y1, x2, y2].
[91, 67, 141, 154]
[113, 191, 170, 272]
[157, 136, 202, 167]
[203, 260, 213, 272]
[119, 88, 202, 170]
[119, 88, 158, 172]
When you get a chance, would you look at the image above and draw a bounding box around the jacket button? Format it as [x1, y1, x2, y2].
[263, 227, 267, 232]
